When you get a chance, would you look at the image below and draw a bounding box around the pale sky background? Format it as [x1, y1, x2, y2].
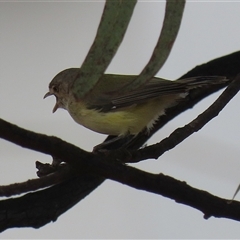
[1, 1, 240, 238]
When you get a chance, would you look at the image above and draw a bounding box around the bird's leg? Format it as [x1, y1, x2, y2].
[92, 132, 142, 152]
[93, 135, 126, 152]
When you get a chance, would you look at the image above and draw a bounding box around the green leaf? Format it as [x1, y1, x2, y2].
[73, 0, 137, 99]
[123, 0, 186, 92]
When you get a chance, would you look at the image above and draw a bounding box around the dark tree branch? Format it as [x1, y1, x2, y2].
[0, 163, 72, 197]
[1, 161, 240, 232]
[0, 174, 104, 232]
[125, 73, 240, 163]
[0, 51, 239, 231]
[181, 50, 240, 79]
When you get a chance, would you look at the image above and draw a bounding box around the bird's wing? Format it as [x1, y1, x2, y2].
[87, 75, 227, 111]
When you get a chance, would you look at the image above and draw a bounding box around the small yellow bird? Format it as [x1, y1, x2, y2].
[44, 68, 227, 146]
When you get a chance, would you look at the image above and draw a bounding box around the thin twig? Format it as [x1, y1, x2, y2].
[0, 164, 72, 197]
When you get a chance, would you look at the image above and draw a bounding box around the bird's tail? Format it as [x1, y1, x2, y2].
[178, 76, 229, 90]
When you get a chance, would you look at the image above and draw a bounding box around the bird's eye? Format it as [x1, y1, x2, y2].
[52, 86, 59, 93]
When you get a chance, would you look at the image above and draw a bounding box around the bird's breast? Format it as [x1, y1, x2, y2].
[66, 96, 177, 136]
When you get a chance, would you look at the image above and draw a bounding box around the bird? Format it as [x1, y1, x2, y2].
[44, 68, 228, 149]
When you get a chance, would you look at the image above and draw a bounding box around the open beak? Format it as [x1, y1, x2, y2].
[43, 92, 52, 99]
[52, 102, 59, 113]
[44, 92, 59, 113]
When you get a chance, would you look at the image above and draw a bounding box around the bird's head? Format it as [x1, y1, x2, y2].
[44, 68, 79, 112]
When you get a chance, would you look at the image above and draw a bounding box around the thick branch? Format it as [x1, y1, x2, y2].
[1, 164, 240, 232]
[0, 174, 104, 231]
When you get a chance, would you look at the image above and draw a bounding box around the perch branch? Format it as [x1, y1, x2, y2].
[125, 73, 240, 162]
